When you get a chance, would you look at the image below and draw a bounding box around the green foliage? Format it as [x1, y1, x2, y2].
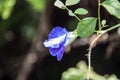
[61, 61, 87, 80]
[102, 0, 120, 19]
[77, 17, 97, 38]
[54, 0, 97, 38]
[61, 68, 86, 80]
[0, 0, 46, 20]
[61, 61, 118, 80]
[74, 8, 88, 15]
[65, 0, 80, 6]
[26, 0, 46, 11]
[0, 0, 16, 20]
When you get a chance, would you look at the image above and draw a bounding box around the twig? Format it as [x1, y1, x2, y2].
[87, 31, 106, 80]
[98, 0, 101, 31]
[87, 23, 120, 80]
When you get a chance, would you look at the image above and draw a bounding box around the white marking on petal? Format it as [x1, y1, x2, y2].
[43, 34, 66, 48]
[64, 32, 76, 46]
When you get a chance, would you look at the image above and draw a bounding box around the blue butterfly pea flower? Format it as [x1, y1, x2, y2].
[43, 26, 77, 61]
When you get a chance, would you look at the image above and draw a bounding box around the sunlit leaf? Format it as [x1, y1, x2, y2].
[74, 8, 88, 15]
[102, 0, 120, 19]
[77, 17, 97, 38]
[54, 0, 65, 9]
[65, 0, 80, 6]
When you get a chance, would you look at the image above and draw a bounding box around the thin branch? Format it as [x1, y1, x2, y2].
[65, 6, 81, 21]
[87, 31, 105, 80]
[98, 0, 101, 31]
[87, 23, 120, 80]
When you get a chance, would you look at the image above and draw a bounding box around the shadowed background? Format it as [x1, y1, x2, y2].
[0, 0, 120, 80]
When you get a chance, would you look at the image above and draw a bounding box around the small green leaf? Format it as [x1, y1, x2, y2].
[74, 8, 88, 15]
[65, 0, 80, 6]
[77, 17, 97, 38]
[54, 0, 65, 9]
[102, 0, 120, 19]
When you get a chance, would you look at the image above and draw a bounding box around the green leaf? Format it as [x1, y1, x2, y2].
[77, 17, 97, 38]
[54, 0, 65, 9]
[65, 0, 80, 6]
[102, 0, 120, 19]
[74, 8, 88, 15]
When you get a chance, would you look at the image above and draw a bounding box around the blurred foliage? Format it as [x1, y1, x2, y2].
[26, 0, 46, 12]
[0, 0, 46, 20]
[61, 61, 118, 80]
[0, 0, 16, 20]
[21, 25, 36, 41]
[0, 0, 46, 44]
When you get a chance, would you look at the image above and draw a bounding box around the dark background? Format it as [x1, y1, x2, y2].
[0, 0, 120, 80]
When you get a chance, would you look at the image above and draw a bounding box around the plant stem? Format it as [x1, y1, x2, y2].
[74, 13, 81, 21]
[105, 23, 120, 32]
[87, 23, 120, 80]
[87, 0, 102, 79]
[87, 31, 105, 80]
[98, 0, 101, 31]
[65, 6, 81, 21]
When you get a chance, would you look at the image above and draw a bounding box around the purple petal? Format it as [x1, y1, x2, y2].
[49, 45, 65, 61]
[49, 43, 65, 55]
[49, 26, 68, 39]
[56, 46, 65, 61]
[43, 26, 69, 61]
[49, 39, 66, 61]
[49, 48, 59, 56]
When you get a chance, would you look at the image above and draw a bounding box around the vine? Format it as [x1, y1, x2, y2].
[43, 0, 120, 79]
